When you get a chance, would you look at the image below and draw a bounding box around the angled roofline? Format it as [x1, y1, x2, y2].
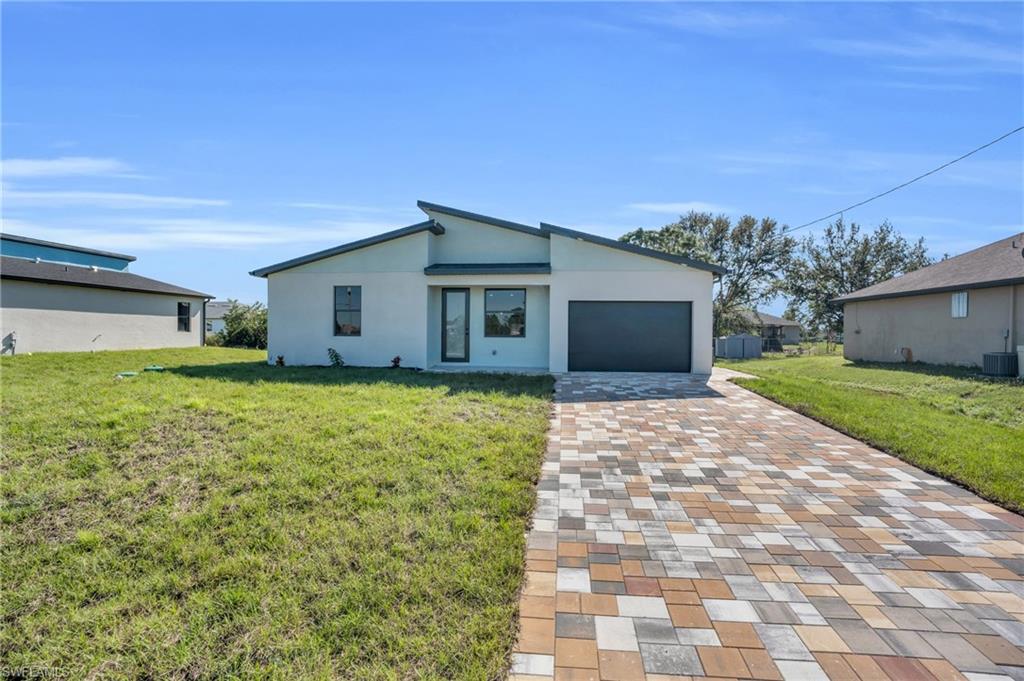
[0, 232, 137, 262]
[416, 200, 548, 238]
[539, 222, 728, 275]
[249, 220, 444, 277]
[0, 256, 212, 298]
[832, 276, 1024, 305]
[424, 262, 552, 276]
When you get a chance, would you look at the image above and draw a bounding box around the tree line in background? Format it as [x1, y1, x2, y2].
[621, 212, 933, 338]
[207, 301, 268, 349]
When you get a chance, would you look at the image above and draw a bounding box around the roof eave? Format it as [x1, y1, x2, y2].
[250, 219, 444, 277]
[539, 222, 728, 275]
[832, 276, 1024, 304]
[417, 200, 548, 238]
[0, 272, 212, 299]
[0, 232, 137, 262]
[423, 262, 552, 275]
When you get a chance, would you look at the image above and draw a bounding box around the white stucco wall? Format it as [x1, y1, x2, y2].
[547, 234, 715, 374]
[0, 280, 204, 353]
[266, 233, 430, 367]
[423, 211, 550, 264]
[427, 284, 550, 369]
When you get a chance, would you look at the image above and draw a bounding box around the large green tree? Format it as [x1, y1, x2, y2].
[218, 300, 268, 349]
[783, 218, 932, 334]
[621, 211, 796, 336]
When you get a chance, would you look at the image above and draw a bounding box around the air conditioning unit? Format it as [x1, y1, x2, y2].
[982, 352, 1018, 377]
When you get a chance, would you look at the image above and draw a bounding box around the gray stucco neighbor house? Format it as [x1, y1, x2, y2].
[252, 201, 726, 373]
[1, 233, 212, 354]
[834, 233, 1024, 367]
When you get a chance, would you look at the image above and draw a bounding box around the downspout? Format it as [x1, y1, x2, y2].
[201, 298, 208, 347]
[1010, 284, 1017, 352]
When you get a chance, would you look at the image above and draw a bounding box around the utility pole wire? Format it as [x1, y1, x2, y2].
[785, 125, 1024, 234]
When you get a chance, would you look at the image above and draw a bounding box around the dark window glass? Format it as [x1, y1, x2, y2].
[484, 289, 526, 337]
[177, 302, 191, 332]
[334, 286, 362, 336]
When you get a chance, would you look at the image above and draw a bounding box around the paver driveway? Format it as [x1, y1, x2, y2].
[510, 371, 1024, 681]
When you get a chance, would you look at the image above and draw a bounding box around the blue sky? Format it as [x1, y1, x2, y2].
[3, 2, 1022, 310]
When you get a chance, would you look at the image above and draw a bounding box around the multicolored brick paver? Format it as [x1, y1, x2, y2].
[510, 371, 1024, 681]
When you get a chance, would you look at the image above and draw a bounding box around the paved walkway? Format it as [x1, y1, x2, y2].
[510, 371, 1024, 681]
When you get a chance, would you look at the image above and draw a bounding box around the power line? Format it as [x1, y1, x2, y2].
[785, 125, 1024, 234]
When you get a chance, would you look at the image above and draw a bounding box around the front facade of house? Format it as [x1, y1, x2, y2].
[836, 234, 1024, 367]
[252, 201, 724, 373]
[0, 233, 211, 354]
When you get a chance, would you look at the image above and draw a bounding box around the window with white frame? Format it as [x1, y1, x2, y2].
[951, 290, 968, 318]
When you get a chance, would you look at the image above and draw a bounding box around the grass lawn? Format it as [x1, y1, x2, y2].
[1, 348, 553, 679]
[719, 354, 1024, 513]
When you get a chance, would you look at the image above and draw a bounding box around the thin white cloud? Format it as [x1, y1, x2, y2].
[789, 184, 865, 197]
[916, 6, 1017, 33]
[870, 80, 979, 92]
[3, 189, 228, 208]
[714, 149, 1022, 191]
[641, 7, 788, 36]
[283, 201, 420, 216]
[628, 201, 733, 214]
[2, 156, 134, 178]
[0, 217, 403, 251]
[810, 35, 1021, 73]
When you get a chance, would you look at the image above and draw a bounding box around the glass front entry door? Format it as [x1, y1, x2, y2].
[442, 288, 470, 362]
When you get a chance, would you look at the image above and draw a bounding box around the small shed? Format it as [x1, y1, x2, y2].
[716, 333, 762, 359]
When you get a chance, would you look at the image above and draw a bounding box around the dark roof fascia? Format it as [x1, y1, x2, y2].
[1, 274, 213, 299]
[416, 200, 548, 238]
[1, 259, 212, 298]
[424, 262, 552, 276]
[249, 220, 444, 277]
[539, 222, 729, 275]
[832, 276, 1024, 304]
[1, 232, 137, 261]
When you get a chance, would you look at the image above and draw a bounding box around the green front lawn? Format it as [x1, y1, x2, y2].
[1, 348, 553, 679]
[719, 354, 1024, 512]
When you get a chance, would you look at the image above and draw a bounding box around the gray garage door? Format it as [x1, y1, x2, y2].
[568, 301, 692, 372]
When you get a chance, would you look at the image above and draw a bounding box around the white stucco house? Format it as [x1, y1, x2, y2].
[251, 201, 725, 373]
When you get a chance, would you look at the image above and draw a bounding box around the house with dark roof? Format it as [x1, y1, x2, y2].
[205, 301, 234, 334]
[1, 233, 212, 354]
[251, 201, 725, 373]
[834, 234, 1024, 368]
[738, 309, 802, 351]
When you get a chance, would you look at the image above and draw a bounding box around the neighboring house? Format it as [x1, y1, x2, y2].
[834, 234, 1024, 367]
[738, 309, 802, 350]
[206, 301, 233, 334]
[0, 233, 212, 354]
[251, 200, 725, 373]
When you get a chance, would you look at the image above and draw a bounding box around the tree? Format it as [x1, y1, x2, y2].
[218, 300, 268, 349]
[621, 211, 796, 336]
[783, 218, 931, 335]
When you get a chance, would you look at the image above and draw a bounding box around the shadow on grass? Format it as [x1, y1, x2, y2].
[168, 361, 555, 398]
[845, 359, 1023, 384]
